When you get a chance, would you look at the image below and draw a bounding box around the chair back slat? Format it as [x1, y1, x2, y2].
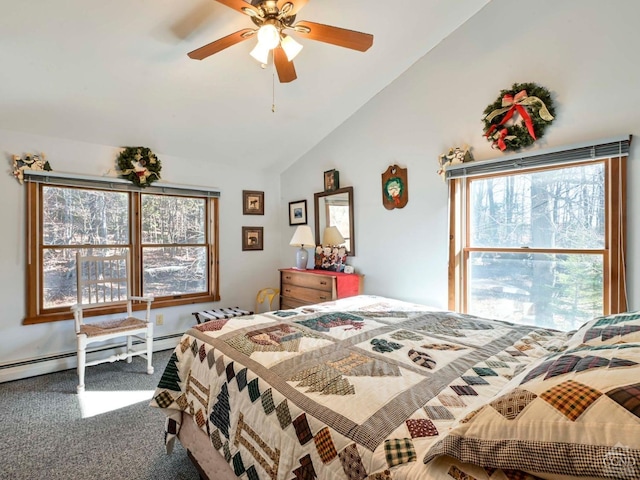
[76, 253, 131, 307]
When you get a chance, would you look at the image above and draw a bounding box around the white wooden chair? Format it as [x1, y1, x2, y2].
[71, 252, 154, 393]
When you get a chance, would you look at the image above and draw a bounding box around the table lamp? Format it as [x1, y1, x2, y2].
[289, 225, 315, 270]
[322, 226, 345, 247]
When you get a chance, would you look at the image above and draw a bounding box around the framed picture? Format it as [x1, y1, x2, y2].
[323, 169, 339, 192]
[243, 190, 264, 215]
[288, 199, 307, 226]
[381, 164, 408, 210]
[242, 226, 263, 251]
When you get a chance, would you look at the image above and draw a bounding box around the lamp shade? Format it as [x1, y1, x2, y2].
[289, 225, 315, 247]
[280, 34, 303, 61]
[322, 226, 345, 246]
[250, 42, 270, 64]
[290, 225, 315, 270]
[257, 23, 280, 50]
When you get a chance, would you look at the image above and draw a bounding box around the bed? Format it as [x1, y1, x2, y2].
[151, 295, 640, 480]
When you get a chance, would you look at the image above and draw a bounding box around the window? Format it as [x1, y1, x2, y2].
[448, 155, 627, 331]
[41, 186, 130, 309]
[141, 194, 208, 298]
[25, 177, 219, 324]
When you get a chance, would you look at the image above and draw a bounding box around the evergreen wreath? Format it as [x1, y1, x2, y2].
[482, 82, 556, 152]
[116, 146, 161, 187]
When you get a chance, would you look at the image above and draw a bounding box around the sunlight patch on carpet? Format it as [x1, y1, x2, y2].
[77, 390, 155, 418]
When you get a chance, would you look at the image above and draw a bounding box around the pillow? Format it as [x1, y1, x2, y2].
[423, 342, 640, 480]
[564, 311, 640, 350]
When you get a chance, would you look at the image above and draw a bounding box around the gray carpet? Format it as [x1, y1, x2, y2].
[1, 349, 200, 480]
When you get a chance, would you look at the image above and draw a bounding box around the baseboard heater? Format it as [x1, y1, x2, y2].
[0, 333, 183, 384]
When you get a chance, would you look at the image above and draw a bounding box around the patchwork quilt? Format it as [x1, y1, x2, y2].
[151, 295, 574, 480]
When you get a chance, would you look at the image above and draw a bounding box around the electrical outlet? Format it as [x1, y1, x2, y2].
[156, 314, 164, 325]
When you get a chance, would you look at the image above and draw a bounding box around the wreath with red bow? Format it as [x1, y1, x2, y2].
[482, 82, 556, 152]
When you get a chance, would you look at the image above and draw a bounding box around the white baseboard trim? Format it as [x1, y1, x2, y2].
[0, 335, 182, 384]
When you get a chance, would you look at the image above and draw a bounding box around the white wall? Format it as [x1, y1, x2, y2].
[280, 0, 640, 310]
[0, 129, 282, 369]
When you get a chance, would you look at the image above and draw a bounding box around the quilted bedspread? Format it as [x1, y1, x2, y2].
[151, 295, 569, 480]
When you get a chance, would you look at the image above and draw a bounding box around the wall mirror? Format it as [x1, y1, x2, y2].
[314, 186, 355, 256]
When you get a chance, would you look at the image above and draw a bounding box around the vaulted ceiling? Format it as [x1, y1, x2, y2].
[1, 1, 490, 171]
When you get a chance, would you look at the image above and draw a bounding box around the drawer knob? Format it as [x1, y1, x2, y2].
[285, 275, 291, 280]
[320, 281, 327, 285]
[285, 289, 291, 293]
[319, 295, 327, 300]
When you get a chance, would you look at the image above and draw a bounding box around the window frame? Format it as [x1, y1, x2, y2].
[138, 193, 211, 301]
[24, 181, 220, 324]
[447, 155, 627, 322]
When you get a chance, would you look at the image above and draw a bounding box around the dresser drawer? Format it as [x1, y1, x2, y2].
[280, 297, 309, 310]
[281, 271, 333, 292]
[279, 268, 363, 309]
[281, 285, 332, 304]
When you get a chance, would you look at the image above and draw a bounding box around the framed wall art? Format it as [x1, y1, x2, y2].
[382, 164, 408, 210]
[288, 200, 307, 226]
[323, 169, 339, 192]
[242, 226, 263, 251]
[243, 190, 264, 215]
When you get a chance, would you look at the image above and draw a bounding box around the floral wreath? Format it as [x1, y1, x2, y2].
[482, 82, 555, 152]
[116, 146, 161, 187]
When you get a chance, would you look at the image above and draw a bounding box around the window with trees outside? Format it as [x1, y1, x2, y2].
[448, 152, 627, 332]
[24, 178, 219, 324]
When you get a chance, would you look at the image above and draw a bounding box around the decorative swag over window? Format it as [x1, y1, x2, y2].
[23, 170, 221, 324]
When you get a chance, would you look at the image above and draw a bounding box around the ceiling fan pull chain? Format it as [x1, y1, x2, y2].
[272, 69, 277, 113]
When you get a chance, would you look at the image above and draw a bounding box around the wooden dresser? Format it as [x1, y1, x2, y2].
[279, 268, 364, 309]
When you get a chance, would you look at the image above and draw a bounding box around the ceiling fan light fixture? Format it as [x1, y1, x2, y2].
[257, 23, 280, 50]
[186, 3, 374, 84]
[250, 42, 270, 65]
[280, 34, 303, 61]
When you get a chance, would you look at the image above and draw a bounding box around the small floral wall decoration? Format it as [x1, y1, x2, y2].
[116, 146, 161, 187]
[437, 146, 473, 180]
[12, 153, 52, 184]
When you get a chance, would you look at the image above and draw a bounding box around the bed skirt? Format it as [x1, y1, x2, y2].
[178, 411, 237, 480]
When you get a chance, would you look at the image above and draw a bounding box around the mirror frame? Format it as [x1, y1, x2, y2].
[314, 186, 355, 256]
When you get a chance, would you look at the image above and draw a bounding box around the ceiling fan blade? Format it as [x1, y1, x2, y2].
[292, 21, 373, 52]
[188, 28, 255, 60]
[273, 46, 297, 83]
[214, 0, 260, 16]
[277, 0, 308, 16]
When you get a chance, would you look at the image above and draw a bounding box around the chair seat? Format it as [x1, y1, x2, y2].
[79, 317, 147, 337]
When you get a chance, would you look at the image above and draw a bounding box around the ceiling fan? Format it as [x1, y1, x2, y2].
[187, 0, 374, 83]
